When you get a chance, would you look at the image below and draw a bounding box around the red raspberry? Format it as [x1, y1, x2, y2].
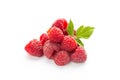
[40, 33, 49, 45]
[61, 36, 77, 52]
[25, 39, 43, 57]
[54, 50, 70, 66]
[71, 46, 87, 63]
[52, 18, 68, 31]
[48, 27, 64, 43]
[43, 40, 60, 59]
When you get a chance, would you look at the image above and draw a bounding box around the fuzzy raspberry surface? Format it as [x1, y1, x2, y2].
[61, 36, 77, 52]
[25, 39, 43, 57]
[54, 50, 70, 66]
[40, 33, 49, 45]
[43, 40, 60, 59]
[52, 18, 68, 31]
[48, 27, 64, 43]
[71, 46, 87, 63]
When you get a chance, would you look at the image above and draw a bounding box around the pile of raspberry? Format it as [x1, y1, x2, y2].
[25, 18, 93, 66]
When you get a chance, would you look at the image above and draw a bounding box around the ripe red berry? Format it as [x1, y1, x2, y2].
[48, 27, 64, 43]
[40, 33, 49, 45]
[71, 46, 87, 63]
[61, 36, 77, 52]
[54, 50, 70, 66]
[25, 39, 43, 57]
[52, 18, 68, 31]
[43, 40, 60, 59]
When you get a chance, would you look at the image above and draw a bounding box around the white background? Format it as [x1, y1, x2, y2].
[0, 0, 120, 80]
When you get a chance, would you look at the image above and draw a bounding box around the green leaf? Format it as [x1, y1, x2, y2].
[76, 25, 84, 37]
[75, 38, 84, 47]
[76, 26, 94, 39]
[67, 19, 74, 35]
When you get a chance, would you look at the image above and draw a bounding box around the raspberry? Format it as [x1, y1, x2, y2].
[61, 36, 77, 52]
[24, 18, 94, 66]
[43, 40, 60, 59]
[25, 39, 43, 57]
[54, 50, 70, 66]
[40, 33, 49, 45]
[71, 46, 87, 63]
[52, 18, 68, 31]
[48, 27, 64, 43]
